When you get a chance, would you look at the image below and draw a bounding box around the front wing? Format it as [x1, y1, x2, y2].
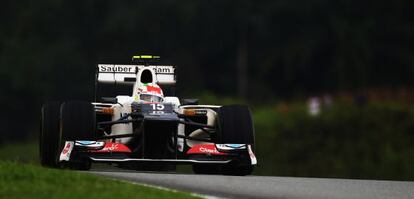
[59, 141, 257, 166]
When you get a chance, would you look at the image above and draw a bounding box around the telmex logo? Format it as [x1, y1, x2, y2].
[199, 147, 220, 154]
[102, 143, 119, 151]
[62, 143, 71, 155]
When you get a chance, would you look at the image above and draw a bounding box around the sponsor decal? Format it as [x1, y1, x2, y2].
[62, 142, 71, 154]
[99, 65, 174, 74]
[216, 144, 246, 151]
[102, 143, 119, 151]
[200, 147, 219, 154]
[154, 66, 173, 74]
[225, 144, 245, 148]
[98, 65, 173, 74]
[93, 142, 131, 153]
[75, 141, 96, 145]
[75, 141, 105, 149]
[59, 141, 74, 162]
[99, 65, 135, 73]
[187, 144, 226, 156]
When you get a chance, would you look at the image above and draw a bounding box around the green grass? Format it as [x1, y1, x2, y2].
[0, 141, 38, 163]
[0, 161, 199, 199]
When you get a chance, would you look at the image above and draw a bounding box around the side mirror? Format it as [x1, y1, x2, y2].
[181, 99, 199, 105]
[101, 97, 118, 104]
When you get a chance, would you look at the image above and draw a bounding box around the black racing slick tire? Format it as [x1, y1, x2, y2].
[218, 105, 255, 176]
[192, 164, 221, 175]
[217, 105, 255, 146]
[40, 102, 61, 168]
[59, 101, 96, 170]
[192, 105, 256, 176]
[60, 101, 96, 141]
[221, 164, 254, 176]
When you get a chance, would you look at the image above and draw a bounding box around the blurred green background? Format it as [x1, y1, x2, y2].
[1, 0, 413, 180]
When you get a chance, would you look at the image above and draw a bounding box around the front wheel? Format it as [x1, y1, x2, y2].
[59, 101, 96, 170]
[60, 101, 96, 141]
[192, 164, 221, 175]
[191, 105, 256, 176]
[39, 102, 61, 168]
[217, 105, 255, 176]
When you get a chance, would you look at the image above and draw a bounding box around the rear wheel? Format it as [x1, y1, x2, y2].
[39, 102, 61, 168]
[59, 101, 96, 170]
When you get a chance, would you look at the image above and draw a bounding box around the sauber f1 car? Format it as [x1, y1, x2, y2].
[40, 55, 257, 175]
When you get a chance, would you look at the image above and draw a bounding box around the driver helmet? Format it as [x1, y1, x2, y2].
[135, 83, 164, 103]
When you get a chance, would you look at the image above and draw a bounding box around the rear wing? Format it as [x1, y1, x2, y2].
[96, 64, 176, 85]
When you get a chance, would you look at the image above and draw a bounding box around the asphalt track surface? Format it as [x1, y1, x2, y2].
[90, 170, 414, 199]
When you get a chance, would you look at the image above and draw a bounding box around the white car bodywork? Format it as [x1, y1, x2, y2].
[94, 64, 220, 151]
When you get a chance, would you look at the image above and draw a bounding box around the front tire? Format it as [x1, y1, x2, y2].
[39, 102, 61, 168]
[218, 105, 255, 176]
[191, 105, 256, 176]
[60, 101, 96, 141]
[192, 163, 221, 175]
[59, 101, 96, 170]
[217, 105, 255, 146]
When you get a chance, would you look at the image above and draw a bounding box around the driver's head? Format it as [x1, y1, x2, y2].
[135, 83, 164, 103]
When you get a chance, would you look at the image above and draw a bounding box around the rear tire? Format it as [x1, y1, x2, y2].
[39, 102, 61, 168]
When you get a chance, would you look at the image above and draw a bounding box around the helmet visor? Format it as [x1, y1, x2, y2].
[140, 94, 163, 102]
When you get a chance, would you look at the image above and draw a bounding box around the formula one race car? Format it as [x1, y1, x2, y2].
[39, 55, 257, 175]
